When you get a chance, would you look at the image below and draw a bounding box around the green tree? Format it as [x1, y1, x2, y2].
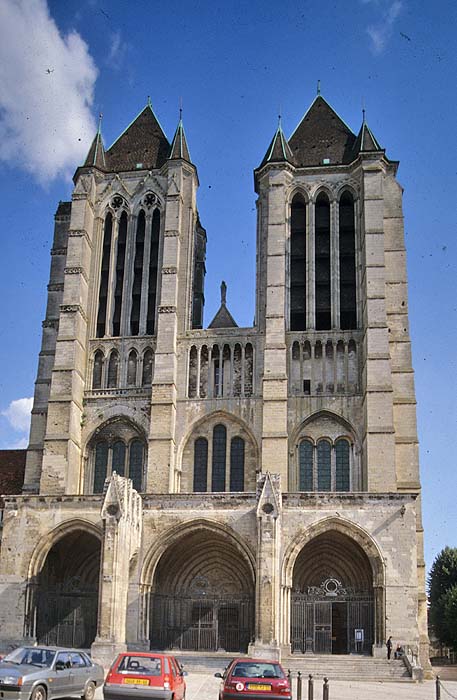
[428, 547, 457, 649]
[441, 586, 457, 649]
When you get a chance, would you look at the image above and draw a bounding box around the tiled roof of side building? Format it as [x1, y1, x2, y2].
[288, 95, 357, 167]
[106, 105, 171, 172]
[0, 449, 26, 500]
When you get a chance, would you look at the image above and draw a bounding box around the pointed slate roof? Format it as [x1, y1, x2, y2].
[352, 119, 383, 157]
[106, 102, 170, 172]
[169, 117, 192, 162]
[258, 122, 295, 169]
[83, 130, 106, 169]
[289, 95, 357, 167]
[208, 281, 238, 329]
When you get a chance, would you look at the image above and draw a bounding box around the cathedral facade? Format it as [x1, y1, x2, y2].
[0, 95, 429, 671]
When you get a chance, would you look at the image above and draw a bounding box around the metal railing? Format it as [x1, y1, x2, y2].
[436, 676, 457, 700]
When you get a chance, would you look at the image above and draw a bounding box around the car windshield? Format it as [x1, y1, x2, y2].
[231, 662, 284, 679]
[3, 648, 56, 668]
[117, 655, 162, 676]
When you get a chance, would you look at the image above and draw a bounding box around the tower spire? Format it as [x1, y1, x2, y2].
[169, 110, 192, 163]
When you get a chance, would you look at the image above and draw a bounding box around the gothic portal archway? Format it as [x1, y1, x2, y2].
[291, 531, 374, 654]
[149, 525, 254, 652]
[31, 530, 101, 648]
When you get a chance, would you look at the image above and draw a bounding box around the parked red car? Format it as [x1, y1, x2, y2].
[215, 658, 292, 700]
[103, 652, 186, 700]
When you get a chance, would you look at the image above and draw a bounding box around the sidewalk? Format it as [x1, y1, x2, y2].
[94, 673, 457, 700]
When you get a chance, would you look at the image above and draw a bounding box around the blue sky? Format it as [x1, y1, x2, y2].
[0, 0, 455, 573]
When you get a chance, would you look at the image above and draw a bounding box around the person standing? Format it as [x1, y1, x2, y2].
[386, 636, 393, 660]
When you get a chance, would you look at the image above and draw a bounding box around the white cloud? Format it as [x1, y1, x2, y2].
[365, 0, 403, 54]
[108, 31, 128, 71]
[2, 397, 33, 433]
[0, 0, 98, 183]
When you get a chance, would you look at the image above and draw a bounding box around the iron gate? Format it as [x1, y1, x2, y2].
[36, 589, 98, 649]
[150, 594, 253, 652]
[291, 580, 373, 654]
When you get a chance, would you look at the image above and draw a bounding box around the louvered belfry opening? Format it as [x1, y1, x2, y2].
[131, 210, 146, 336]
[96, 205, 161, 339]
[315, 192, 331, 330]
[96, 213, 113, 337]
[290, 194, 307, 330]
[339, 191, 357, 329]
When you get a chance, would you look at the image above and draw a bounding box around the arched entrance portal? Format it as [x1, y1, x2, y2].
[291, 531, 373, 655]
[35, 530, 101, 648]
[150, 528, 254, 652]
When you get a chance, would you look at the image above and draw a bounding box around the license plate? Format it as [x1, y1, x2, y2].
[247, 683, 271, 691]
[123, 678, 149, 685]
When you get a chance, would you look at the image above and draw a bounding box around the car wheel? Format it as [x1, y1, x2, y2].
[30, 685, 47, 700]
[82, 681, 96, 700]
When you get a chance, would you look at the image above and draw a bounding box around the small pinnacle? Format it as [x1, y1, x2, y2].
[317, 79, 321, 95]
[147, 95, 152, 107]
[362, 108, 366, 124]
[97, 113, 103, 133]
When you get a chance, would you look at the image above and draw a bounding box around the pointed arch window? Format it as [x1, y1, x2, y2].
[93, 441, 109, 494]
[317, 440, 331, 490]
[112, 440, 126, 476]
[212, 424, 226, 491]
[112, 211, 128, 337]
[131, 210, 145, 336]
[339, 191, 357, 329]
[335, 438, 350, 491]
[146, 209, 160, 335]
[92, 351, 104, 389]
[129, 440, 144, 492]
[142, 348, 154, 386]
[97, 213, 113, 337]
[107, 350, 119, 388]
[290, 194, 307, 331]
[315, 192, 331, 330]
[90, 424, 146, 493]
[230, 437, 245, 491]
[298, 439, 314, 490]
[127, 350, 138, 387]
[193, 437, 208, 492]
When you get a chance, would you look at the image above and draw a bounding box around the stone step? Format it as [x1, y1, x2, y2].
[173, 652, 412, 682]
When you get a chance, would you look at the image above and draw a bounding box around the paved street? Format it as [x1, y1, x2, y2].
[94, 672, 457, 700]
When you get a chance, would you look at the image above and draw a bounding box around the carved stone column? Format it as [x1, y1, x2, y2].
[249, 473, 282, 660]
[91, 474, 142, 668]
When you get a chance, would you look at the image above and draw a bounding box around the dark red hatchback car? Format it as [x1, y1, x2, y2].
[215, 658, 291, 700]
[103, 652, 186, 700]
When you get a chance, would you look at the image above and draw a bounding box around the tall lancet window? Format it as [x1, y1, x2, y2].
[131, 210, 145, 336]
[112, 211, 128, 336]
[315, 192, 331, 330]
[97, 213, 113, 337]
[146, 209, 160, 335]
[339, 191, 357, 329]
[290, 194, 307, 331]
